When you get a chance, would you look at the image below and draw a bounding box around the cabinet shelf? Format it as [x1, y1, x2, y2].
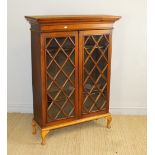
[47, 88, 74, 103]
[47, 46, 106, 51]
[85, 46, 106, 49]
[47, 48, 74, 51]
[83, 90, 105, 95]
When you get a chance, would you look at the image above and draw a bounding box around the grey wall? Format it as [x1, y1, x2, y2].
[8, 0, 146, 114]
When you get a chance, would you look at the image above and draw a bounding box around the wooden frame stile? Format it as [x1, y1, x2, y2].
[102, 30, 113, 127]
[75, 31, 79, 119]
[39, 33, 48, 145]
[41, 33, 47, 128]
[78, 31, 84, 118]
[106, 30, 112, 113]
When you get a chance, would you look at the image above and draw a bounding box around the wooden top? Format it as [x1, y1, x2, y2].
[25, 15, 121, 24]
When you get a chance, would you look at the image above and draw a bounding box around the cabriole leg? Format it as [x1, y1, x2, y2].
[32, 119, 37, 135]
[104, 114, 112, 129]
[41, 129, 49, 145]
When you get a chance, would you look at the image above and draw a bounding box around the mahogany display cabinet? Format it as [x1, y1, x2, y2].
[25, 15, 121, 144]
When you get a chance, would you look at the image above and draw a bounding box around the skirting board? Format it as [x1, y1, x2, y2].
[7, 104, 147, 115]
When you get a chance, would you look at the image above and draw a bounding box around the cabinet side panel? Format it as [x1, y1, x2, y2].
[31, 31, 43, 126]
[106, 32, 112, 113]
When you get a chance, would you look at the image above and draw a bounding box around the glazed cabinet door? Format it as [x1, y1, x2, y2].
[79, 30, 112, 117]
[43, 31, 79, 124]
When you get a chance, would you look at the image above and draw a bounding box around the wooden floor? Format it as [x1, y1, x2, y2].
[8, 113, 146, 155]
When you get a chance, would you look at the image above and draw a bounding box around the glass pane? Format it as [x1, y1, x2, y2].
[92, 48, 101, 62]
[47, 75, 51, 87]
[83, 34, 109, 114]
[105, 48, 108, 60]
[55, 50, 67, 67]
[63, 80, 74, 96]
[47, 39, 59, 50]
[97, 78, 106, 91]
[63, 101, 74, 117]
[55, 72, 66, 87]
[91, 67, 100, 81]
[103, 68, 108, 78]
[84, 78, 94, 92]
[62, 38, 74, 49]
[56, 37, 65, 45]
[84, 58, 94, 73]
[63, 60, 74, 76]
[47, 62, 59, 78]
[48, 82, 59, 99]
[46, 53, 51, 66]
[70, 51, 75, 64]
[85, 36, 95, 47]
[47, 103, 60, 121]
[98, 36, 109, 48]
[96, 95, 106, 110]
[98, 56, 107, 71]
[46, 36, 75, 122]
[84, 97, 93, 111]
[70, 72, 75, 84]
[93, 35, 101, 42]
